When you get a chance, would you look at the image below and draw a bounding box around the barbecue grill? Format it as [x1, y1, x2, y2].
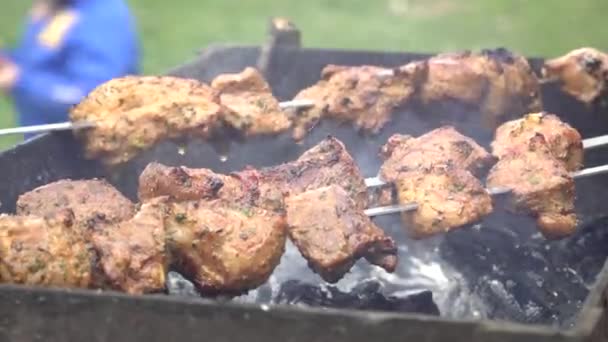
[1, 24, 608, 342]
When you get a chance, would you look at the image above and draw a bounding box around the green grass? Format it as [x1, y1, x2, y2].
[1, 0, 607, 149]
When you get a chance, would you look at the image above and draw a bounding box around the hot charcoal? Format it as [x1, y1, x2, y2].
[440, 214, 608, 326]
[274, 280, 440, 315]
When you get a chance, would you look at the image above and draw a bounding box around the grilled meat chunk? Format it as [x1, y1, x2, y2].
[211, 67, 292, 136]
[418, 49, 542, 129]
[379, 133, 415, 160]
[259, 136, 368, 209]
[378, 127, 494, 237]
[543, 47, 608, 105]
[165, 200, 286, 294]
[17, 179, 135, 238]
[139, 163, 268, 205]
[292, 63, 427, 140]
[90, 199, 169, 294]
[395, 165, 493, 239]
[492, 112, 583, 171]
[139, 137, 368, 210]
[0, 210, 93, 288]
[380, 126, 495, 181]
[487, 135, 576, 239]
[140, 163, 278, 216]
[138, 137, 374, 285]
[285, 185, 397, 283]
[138, 163, 225, 202]
[71, 76, 225, 165]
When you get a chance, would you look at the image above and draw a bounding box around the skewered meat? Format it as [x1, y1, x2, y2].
[418, 49, 542, 129]
[380, 126, 496, 181]
[90, 198, 169, 294]
[15, 179, 162, 293]
[291, 63, 427, 140]
[211, 67, 292, 136]
[138, 163, 225, 202]
[285, 185, 397, 282]
[141, 161, 398, 283]
[16, 179, 136, 238]
[394, 164, 493, 239]
[543, 47, 608, 105]
[492, 112, 583, 171]
[258, 136, 368, 209]
[487, 134, 576, 239]
[0, 210, 93, 288]
[378, 127, 494, 237]
[139, 163, 280, 209]
[66, 49, 539, 167]
[139, 137, 368, 210]
[71, 76, 225, 165]
[129, 155, 290, 293]
[139, 137, 391, 283]
[165, 199, 286, 294]
[379, 133, 415, 160]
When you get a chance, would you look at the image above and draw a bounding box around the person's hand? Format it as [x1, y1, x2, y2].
[0, 58, 19, 93]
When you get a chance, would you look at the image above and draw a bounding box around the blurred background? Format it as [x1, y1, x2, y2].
[0, 0, 606, 149]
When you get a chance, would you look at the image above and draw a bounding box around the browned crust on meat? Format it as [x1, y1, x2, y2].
[17, 179, 135, 238]
[492, 112, 583, 171]
[70, 76, 226, 165]
[285, 185, 397, 282]
[395, 164, 493, 239]
[212, 67, 292, 136]
[292, 62, 427, 140]
[0, 210, 93, 288]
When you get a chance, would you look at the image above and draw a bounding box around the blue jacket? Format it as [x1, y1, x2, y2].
[3, 0, 140, 131]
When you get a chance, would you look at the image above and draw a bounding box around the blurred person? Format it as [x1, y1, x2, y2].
[0, 0, 140, 139]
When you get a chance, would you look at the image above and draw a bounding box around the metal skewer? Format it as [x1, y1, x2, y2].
[2, 93, 607, 148]
[364, 203, 419, 217]
[365, 138, 608, 190]
[278, 99, 315, 110]
[0, 100, 317, 137]
[363, 164, 608, 217]
[582, 135, 608, 150]
[0, 121, 97, 136]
